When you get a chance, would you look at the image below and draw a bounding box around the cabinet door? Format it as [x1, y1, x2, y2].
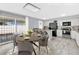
[71, 31, 76, 39]
[57, 30, 62, 37]
[75, 33, 79, 46]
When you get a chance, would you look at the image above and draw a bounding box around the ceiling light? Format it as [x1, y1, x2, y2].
[23, 3, 40, 12]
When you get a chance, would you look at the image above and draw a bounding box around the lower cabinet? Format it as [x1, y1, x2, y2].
[71, 31, 77, 39]
[75, 32, 79, 46]
[57, 30, 62, 37]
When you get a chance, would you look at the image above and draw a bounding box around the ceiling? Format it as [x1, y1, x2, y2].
[0, 3, 79, 20]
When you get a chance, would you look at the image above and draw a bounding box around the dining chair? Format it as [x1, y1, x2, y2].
[38, 31, 49, 54]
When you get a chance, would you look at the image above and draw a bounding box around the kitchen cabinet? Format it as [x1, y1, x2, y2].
[75, 32, 79, 46]
[57, 30, 62, 37]
[71, 31, 77, 39]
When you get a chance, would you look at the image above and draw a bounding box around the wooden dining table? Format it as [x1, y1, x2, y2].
[23, 37, 38, 55]
[24, 36, 39, 47]
[16, 33, 42, 55]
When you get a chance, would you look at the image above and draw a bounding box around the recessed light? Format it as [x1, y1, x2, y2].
[42, 18, 46, 19]
[23, 3, 40, 12]
[61, 14, 66, 17]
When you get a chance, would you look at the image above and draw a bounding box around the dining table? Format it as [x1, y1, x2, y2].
[16, 33, 42, 55]
[24, 34, 42, 55]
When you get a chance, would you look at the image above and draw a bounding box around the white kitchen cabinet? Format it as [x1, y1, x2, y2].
[75, 32, 79, 46]
[71, 30, 79, 46]
[57, 30, 62, 37]
[71, 31, 77, 40]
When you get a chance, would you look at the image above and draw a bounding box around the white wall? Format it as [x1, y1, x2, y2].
[43, 20, 54, 26]
[39, 20, 43, 29]
[28, 17, 43, 29]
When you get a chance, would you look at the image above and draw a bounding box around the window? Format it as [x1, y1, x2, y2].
[0, 19, 15, 25]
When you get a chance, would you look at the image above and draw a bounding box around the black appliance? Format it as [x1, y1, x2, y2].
[49, 21, 58, 30]
[49, 23, 55, 30]
[49, 20, 58, 37]
[62, 27, 71, 38]
[62, 22, 71, 26]
[52, 30, 57, 37]
[62, 28, 71, 35]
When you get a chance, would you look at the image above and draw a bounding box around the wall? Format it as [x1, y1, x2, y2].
[43, 20, 54, 26]
[0, 10, 25, 20]
[28, 17, 43, 29]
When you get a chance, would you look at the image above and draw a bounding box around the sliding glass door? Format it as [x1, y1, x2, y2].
[0, 16, 26, 43]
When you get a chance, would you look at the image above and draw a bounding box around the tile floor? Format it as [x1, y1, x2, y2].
[1, 37, 79, 55]
[32, 37, 79, 55]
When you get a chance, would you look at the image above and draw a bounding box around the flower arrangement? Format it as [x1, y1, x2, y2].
[27, 29, 33, 36]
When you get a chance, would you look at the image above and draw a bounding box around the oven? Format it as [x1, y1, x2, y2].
[62, 28, 71, 35]
[62, 27, 71, 38]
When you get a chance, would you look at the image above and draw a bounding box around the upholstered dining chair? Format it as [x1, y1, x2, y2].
[38, 30, 49, 54]
[16, 35, 33, 55]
